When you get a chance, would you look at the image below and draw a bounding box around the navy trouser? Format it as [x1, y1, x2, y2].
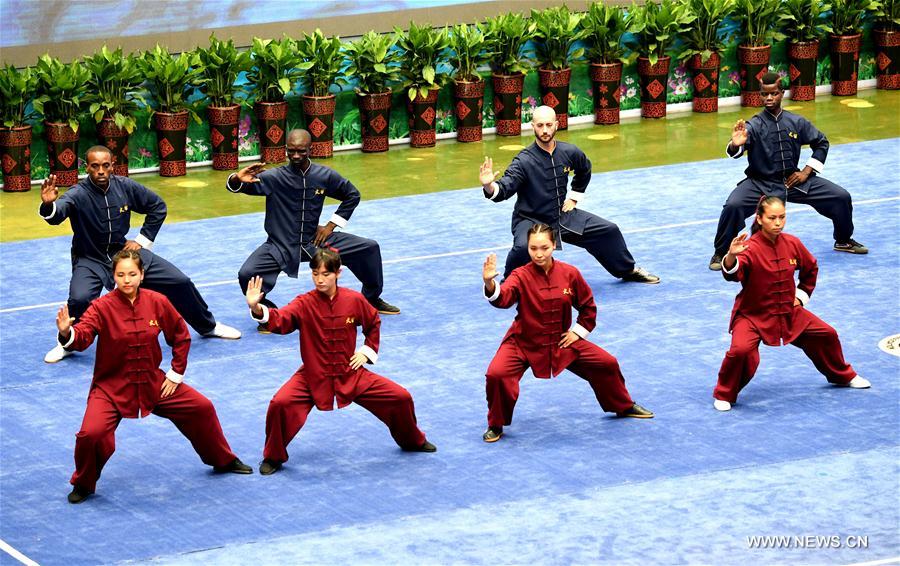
[238, 232, 384, 304]
[713, 175, 855, 255]
[68, 249, 217, 334]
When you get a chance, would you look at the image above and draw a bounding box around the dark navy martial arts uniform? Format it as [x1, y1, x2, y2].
[40, 176, 217, 333]
[227, 162, 384, 304]
[713, 109, 856, 256]
[485, 141, 636, 279]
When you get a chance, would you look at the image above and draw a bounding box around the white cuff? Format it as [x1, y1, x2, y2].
[41, 201, 58, 219]
[727, 143, 745, 159]
[571, 323, 590, 339]
[251, 304, 270, 323]
[226, 173, 243, 193]
[59, 330, 75, 348]
[165, 369, 184, 384]
[135, 233, 153, 249]
[566, 190, 585, 203]
[805, 157, 824, 174]
[487, 182, 500, 200]
[357, 345, 378, 364]
[484, 281, 501, 301]
[795, 288, 810, 307]
[722, 256, 740, 274]
[328, 213, 348, 229]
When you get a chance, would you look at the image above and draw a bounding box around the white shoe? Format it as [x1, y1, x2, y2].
[713, 399, 732, 411]
[44, 343, 73, 363]
[202, 322, 241, 340]
[847, 376, 871, 389]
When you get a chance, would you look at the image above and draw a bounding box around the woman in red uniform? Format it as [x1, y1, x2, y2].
[58, 250, 252, 504]
[246, 249, 435, 475]
[481, 223, 653, 443]
[714, 196, 870, 411]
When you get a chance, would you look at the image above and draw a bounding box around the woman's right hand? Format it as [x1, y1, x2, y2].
[728, 233, 749, 257]
[56, 304, 74, 336]
[483, 253, 499, 284]
[246, 276, 265, 313]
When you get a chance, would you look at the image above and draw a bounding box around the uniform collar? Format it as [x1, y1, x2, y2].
[113, 287, 142, 306]
[87, 176, 113, 195]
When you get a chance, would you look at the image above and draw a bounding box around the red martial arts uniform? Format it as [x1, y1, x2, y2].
[255, 287, 426, 461]
[484, 260, 635, 428]
[62, 289, 238, 493]
[715, 231, 857, 403]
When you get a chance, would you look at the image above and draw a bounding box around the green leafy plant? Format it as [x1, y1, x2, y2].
[829, 0, 881, 35]
[395, 21, 451, 100]
[0, 65, 37, 128]
[32, 54, 92, 132]
[140, 45, 205, 121]
[531, 5, 585, 69]
[343, 30, 402, 95]
[296, 29, 347, 97]
[246, 37, 301, 103]
[677, 0, 735, 62]
[580, 1, 631, 64]
[196, 34, 252, 107]
[483, 12, 536, 75]
[732, 0, 786, 46]
[83, 46, 146, 134]
[627, 0, 696, 64]
[449, 22, 492, 82]
[780, 0, 832, 42]
[873, 0, 899, 30]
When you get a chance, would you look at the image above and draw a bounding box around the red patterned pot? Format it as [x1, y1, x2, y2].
[44, 121, 80, 186]
[689, 52, 721, 113]
[829, 34, 861, 96]
[637, 56, 671, 119]
[97, 117, 130, 176]
[301, 95, 336, 158]
[153, 110, 189, 177]
[737, 44, 771, 107]
[357, 91, 392, 153]
[407, 88, 440, 148]
[453, 78, 484, 143]
[254, 101, 288, 163]
[491, 72, 525, 136]
[207, 105, 240, 170]
[787, 41, 819, 101]
[589, 62, 623, 125]
[538, 67, 571, 129]
[873, 28, 899, 90]
[0, 125, 32, 192]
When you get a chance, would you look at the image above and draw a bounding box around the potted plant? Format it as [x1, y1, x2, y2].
[0, 64, 37, 191]
[449, 22, 492, 142]
[780, 0, 830, 100]
[627, 0, 696, 118]
[678, 0, 734, 113]
[732, 0, 785, 106]
[580, 1, 631, 125]
[484, 12, 535, 136]
[396, 22, 451, 148]
[296, 29, 346, 158]
[33, 54, 92, 186]
[531, 5, 585, 129]
[246, 37, 301, 162]
[828, 0, 880, 95]
[344, 31, 402, 152]
[84, 46, 146, 176]
[873, 0, 900, 89]
[196, 34, 251, 170]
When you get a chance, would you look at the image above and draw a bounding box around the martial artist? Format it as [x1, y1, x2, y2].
[40, 146, 241, 363]
[709, 72, 867, 270]
[479, 105, 659, 283]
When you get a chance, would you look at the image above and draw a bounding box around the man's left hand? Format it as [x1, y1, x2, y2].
[561, 199, 577, 213]
[123, 240, 142, 251]
[313, 223, 336, 247]
[785, 168, 811, 189]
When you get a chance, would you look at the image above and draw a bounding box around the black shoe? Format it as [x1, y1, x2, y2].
[259, 459, 282, 476]
[370, 298, 401, 315]
[709, 254, 723, 271]
[404, 440, 437, 453]
[621, 267, 660, 284]
[616, 403, 655, 419]
[257, 323, 271, 334]
[214, 457, 253, 474]
[833, 239, 868, 254]
[482, 426, 503, 443]
[67, 485, 92, 504]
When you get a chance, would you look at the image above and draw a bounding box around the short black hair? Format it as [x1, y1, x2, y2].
[310, 248, 342, 272]
[760, 72, 784, 90]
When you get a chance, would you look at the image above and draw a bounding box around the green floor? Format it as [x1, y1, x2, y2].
[2, 90, 897, 243]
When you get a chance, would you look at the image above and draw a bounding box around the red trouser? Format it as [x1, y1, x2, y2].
[71, 384, 237, 493]
[484, 340, 635, 428]
[263, 370, 427, 462]
[714, 312, 856, 403]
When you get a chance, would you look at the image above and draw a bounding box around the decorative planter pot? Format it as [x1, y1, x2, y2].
[97, 117, 130, 176]
[357, 91, 392, 153]
[207, 105, 240, 170]
[873, 28, 899, 90]
[407, 88, 440, 148]
[538, 67, 571, 129]
[254, 101, 288, 163]
[637, 56, 671, 118]
[453, 78, 484, 143]
[491, 72, 525, 136]
[829, 34, 861, 96]
[787, 40, 819, 101]
[153, 110, 189, 177]
[689, 52, 721, 113]
[737, 44, 771, 107]
[589, 62, 623, 125]
[0, 125, 32, 192]
[45, 121, 80, 186]
[301, 94, 337, 158]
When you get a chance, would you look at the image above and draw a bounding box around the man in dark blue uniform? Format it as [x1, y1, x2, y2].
[227, 129, 399, 320]
[40, 146, 241, 363]
[709, 72, 867, 270]
[480, 105, 659, 283]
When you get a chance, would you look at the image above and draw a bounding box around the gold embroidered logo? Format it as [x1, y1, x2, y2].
[345, 317, 356, 324]
[788, 131, 798, 139]
[563, 166, 573, 175]
[119, 204, 129, 213]
[148, 319, 159, 327]
[562, 288, 572, 295]
[789, 258, 797, 265]
[315, 188, 325, 196]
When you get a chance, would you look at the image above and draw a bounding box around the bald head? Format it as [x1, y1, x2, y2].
[287, 129, 312, 146]
[286, 129, 312, 169]
[531, 105, 558, 146]
[532, 106, 557, 124]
